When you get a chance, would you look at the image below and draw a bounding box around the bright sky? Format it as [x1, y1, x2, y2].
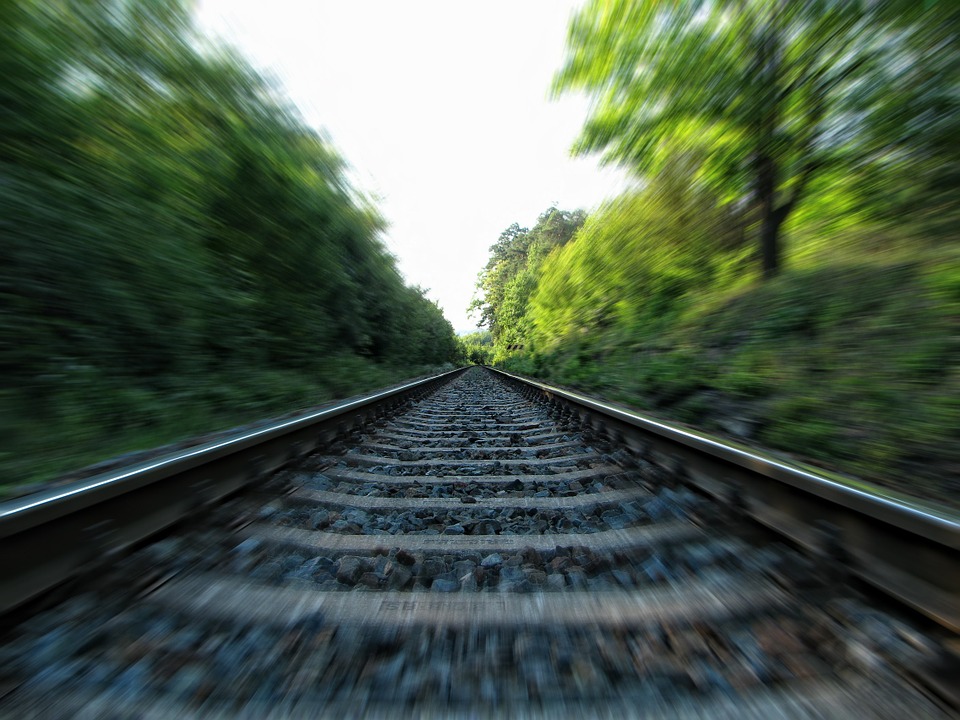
[196, 0, 629, 333]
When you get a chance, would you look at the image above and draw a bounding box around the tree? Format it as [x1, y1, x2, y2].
[470, 208, 585, 346]
[554, 0, 888, 277]
[469, 222, 530, 338]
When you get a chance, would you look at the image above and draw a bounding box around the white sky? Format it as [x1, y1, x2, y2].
[196, 0, 629, 333]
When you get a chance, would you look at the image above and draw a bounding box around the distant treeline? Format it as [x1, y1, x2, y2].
[1, 0, 458, 487]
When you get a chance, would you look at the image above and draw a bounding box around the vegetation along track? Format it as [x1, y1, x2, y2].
[1, 367, 957, 718]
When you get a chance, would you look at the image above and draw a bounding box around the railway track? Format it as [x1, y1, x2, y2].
[0, 367, 957, 718]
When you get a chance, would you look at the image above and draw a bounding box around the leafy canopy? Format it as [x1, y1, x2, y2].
[554, 0, 894, 274]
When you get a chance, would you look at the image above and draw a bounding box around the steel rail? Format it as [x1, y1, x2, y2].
[3, 361, 957, 635]
[0, 367, 468, 613]
[487, 367, 960, 632]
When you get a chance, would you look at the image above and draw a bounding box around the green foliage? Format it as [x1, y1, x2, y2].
[458, 331, 494, 365]
[1, 0, 458, 491]
[554, 0, 960, 276]
[530, 170, 746, 352]
[507, 250, 959, 500]
[471, 207, 585, 355]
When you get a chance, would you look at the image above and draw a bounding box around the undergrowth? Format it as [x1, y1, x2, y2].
[0, 358, 453, 496]
[500, 244, 959, 504]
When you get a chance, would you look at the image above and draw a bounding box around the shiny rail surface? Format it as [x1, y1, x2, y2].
[0, 367, 467, 612]
[0, 366, 956, 717]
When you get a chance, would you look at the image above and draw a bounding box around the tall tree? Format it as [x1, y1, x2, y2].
[554, 0, 888, 277]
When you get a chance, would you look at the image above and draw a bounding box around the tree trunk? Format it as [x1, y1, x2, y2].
[753, 9, 782, 279]
[760, 206, 782, 278]
[757, 154, 781, 278]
